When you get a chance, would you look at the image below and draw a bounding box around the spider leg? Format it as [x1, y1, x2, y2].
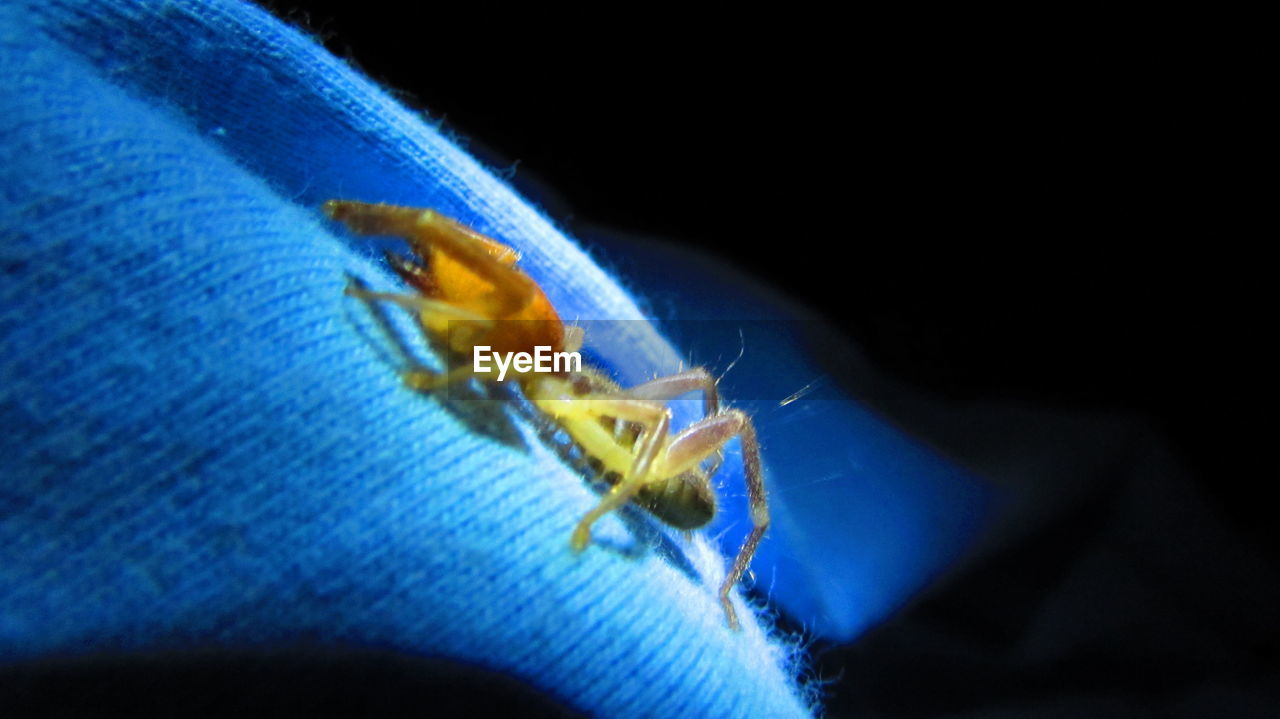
[325, 200, 537, 318]
[400, 365, 480, 392]
[563, 325, 584, 353]
[343, 285, 493, 323]
[653, 409, 767, 630]
[618, 369, 724, 475]
[324, 200, 519, 264]
[536, 395, 673, 552]
[344, 283, 491, 390]
[619, 368, 719, 416]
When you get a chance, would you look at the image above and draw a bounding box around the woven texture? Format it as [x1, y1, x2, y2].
[0, 2, 813, 716]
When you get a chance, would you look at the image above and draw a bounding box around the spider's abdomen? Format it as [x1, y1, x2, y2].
[636, 471, 716, 530]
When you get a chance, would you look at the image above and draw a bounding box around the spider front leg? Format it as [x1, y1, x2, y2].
[342, 283, 491, 390]
[324, 200, 535, 318]
[655, 409, 769, 630]
[617, 369, 724, 476]
[555, 396, 673, 552]
[544, 382, 770, 630]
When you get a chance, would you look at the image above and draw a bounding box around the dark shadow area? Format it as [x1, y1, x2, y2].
[794, 412, 1280, 718]
[0, 645, 585, 718]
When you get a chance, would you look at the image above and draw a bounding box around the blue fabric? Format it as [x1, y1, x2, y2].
[0, 2, 815, 717]
[586, 232, 1002, 641]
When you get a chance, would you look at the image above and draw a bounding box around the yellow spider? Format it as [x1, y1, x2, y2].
[326, 200, 769, 629]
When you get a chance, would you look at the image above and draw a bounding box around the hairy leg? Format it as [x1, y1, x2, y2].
[652, 409, 768, 630]
[325, 200, 534, 317]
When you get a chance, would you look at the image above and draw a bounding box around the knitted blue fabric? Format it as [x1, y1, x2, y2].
[0, 2, 814, 717]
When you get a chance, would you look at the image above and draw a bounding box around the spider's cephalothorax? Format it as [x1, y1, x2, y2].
[326, 200, 769, 629]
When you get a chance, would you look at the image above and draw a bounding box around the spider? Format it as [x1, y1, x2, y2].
[324, 200, 769, 629]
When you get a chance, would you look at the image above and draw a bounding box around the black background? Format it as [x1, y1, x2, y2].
[218, 3, 1267, 715]
[258, 2, 1266, 561]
